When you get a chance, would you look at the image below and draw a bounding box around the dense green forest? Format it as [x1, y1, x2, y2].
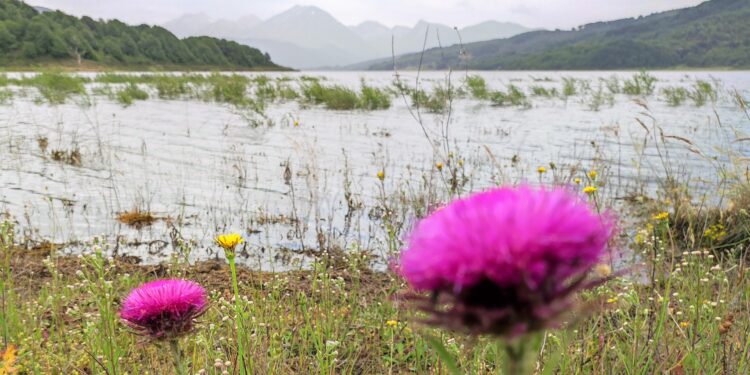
[361, 0, 750, 70]
[0, 0, 281, 69]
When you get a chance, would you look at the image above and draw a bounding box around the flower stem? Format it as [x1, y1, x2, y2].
[169, 338, 186, 375]
[228, 255, 247, 375]
[502, 334, 542, 375]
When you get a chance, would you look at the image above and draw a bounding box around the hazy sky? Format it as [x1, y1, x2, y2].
[31, 0, 706, 29]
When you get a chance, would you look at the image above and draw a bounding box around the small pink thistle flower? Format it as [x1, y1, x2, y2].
[120, 279, 208, 340]
[397, 186, 616, 337]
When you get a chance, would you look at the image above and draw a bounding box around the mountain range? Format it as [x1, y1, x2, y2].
[354, 0, 750, 70]
[163, 6, 533, 69]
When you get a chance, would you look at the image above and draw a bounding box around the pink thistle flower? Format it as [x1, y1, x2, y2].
[397, 186, 616, 337]
[120, 279, 208, 340]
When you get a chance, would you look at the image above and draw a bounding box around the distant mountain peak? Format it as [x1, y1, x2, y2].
[286, 5, 329, 16]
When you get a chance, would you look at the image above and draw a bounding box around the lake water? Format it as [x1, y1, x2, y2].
[1, 71, 749, 270]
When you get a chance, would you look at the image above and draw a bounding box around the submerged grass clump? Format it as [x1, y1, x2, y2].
[302, 80, 391, 110]
[116, 209, 157, 228]
[50, 147, 82, 166]
[0, 88, 11, 104]
[623, 71, 657, 96]
[490, 84, 530, 107]
[116, 83, 149, 106]
[210, 74, 249, 106]
[358, 80, 391, 110]
[662, 86, 689, 106]
[466, 75, 490, 100]
[529, 85, 558, 98]
[25, 72, 88, 104]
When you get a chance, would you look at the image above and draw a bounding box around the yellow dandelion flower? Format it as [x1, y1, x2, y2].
[574, 178, 582, 185]
[652, 212, 669, 221]
[588, 170, 598, 180]
[216, 233, 244, 252]
[386, 320, 398, 327]
[436, 162, 444, 171]
[377, 170, 385, 181]
[537, 166, 546, 174]
[583, 186, 597, 194]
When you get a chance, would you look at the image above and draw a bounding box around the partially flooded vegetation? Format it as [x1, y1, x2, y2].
[1, 70, 749, 374]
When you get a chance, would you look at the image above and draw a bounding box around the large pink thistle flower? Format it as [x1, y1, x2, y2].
[120, 279, 208, 340]
[397, 186, 616, 337]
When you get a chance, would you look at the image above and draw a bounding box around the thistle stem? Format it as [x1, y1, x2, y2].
[169, 338, 186, 375]
[502, 334, 542, 375]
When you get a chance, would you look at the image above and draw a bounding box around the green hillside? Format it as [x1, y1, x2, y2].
[0, 0, 282, 70]
[362, 0, 750, 70]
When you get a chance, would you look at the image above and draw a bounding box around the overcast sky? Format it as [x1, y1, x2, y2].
[30, 0, 706, 29]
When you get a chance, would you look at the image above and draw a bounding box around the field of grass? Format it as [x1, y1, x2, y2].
[0, 71, 749, 374]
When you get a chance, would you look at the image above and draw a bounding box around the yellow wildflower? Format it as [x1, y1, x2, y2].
[457, 159, 464, 167]
[607, 297, 618, 304]
[386, 320, 398, 327]
[537, 166, 546, 174]
[216, 233, 244, 252]
[635, 229, 650, 246]
[704, 224, 727, 242]
[679, 321, 690, 328]
[583, 186, 597, 194]
[436, 162, 444, 171]
[377, 170, 385, 181]
[1, 345, 17, 375]
[652, 212, 669, 221]
[574, 178, 582, 185]
[293, 120, 300, 127]
[588, 170, 598, 180]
